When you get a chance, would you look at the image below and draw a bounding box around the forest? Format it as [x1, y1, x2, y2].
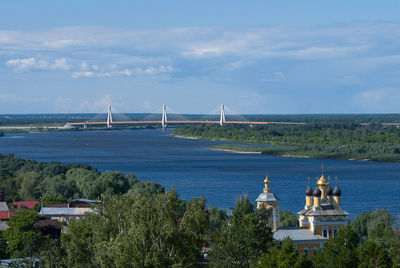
[0, 153, 164, 204]
[173, 123, 400, 162]
[0, 154, 399, 267]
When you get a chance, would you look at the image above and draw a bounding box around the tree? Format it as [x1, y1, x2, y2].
[66, 168, 100, 199]
[18, 171, 41, 200]
[352, 209, 395, 247]
[63, 190, 208, 267]
[97, 171, 130, 197]
[4, 208, 43, 258]
[257, 238, 313, 268]
[208, 205, 227, 238]
[357, 240, 391, 268]
[124, 181, 164, 197]
[209, 195, 273, 267]
[314, 226, 360, 268]
[279, 210, 299, 228]
[62, 219, 95, 268]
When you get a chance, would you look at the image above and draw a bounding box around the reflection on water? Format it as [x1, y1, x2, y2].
[0, 129, 399, 219]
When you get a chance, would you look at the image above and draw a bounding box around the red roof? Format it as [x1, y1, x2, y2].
[13, 201, 39, 209]
[0, 212, 9, 220]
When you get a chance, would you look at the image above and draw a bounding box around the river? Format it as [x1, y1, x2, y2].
[0, 129, 399, 219]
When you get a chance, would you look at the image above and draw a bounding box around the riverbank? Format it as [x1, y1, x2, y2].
[209, 147, 262, 154]
[173, 129, 400, 162]
[171, 134, 199, 140]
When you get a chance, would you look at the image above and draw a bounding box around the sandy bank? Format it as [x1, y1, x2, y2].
[209, 148, 262, 154]
[171, 135, 199, 140]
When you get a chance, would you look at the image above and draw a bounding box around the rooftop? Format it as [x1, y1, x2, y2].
[0, 211, 10, 220]
[274, 227, 328, 242]
[0, 202, 9, 212]
[34, 219, 63, 230]
[39, 207, 92, 216]
[13, 201, 39, 210]
[298, 204, 349, 217]
[255, 192, 278, 203]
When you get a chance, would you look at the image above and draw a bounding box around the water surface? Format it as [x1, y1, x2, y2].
[0, 129, 399, 219]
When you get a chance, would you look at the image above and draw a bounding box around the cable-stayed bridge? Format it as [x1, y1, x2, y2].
[66, 104, 306, 129]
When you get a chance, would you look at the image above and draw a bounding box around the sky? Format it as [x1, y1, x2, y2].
[1, 1, 400, 114]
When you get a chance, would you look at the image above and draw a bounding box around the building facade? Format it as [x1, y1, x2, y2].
[256, 169, 349, 258]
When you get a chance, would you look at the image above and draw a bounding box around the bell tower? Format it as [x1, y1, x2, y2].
[255, 171, 280, 231]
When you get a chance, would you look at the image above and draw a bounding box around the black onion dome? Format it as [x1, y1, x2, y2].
[313, 186, 321, 197]
[327, 185, 333, 196]
[333, 185, 341, 196]
[305, 185, 313, 196]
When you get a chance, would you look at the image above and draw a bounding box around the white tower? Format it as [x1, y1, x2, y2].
[162, 104, 167, 130]
[219, 104, 225, 126]
[107, 105, 113, 128]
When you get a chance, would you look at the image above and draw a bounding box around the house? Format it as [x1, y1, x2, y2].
[34, 219, 63, 239]
[39, 198, 100, 223]
[0, 202, 10, 221]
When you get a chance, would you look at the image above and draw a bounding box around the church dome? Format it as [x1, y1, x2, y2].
[327, 185, 333, 196]
[317, 174, 329, 187]
[305, 185, 313, 196]
[313, 186, 321, 197]
[333, 185, 341, 196]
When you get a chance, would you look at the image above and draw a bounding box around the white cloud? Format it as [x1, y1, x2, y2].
[54, 97, 72, 112]
[133, 65, 175, 75]
[79, 62, 89, 71]
[355, 87, 400, 111]
[272, 72, 286, 81]
[71, 71, 95, 78]
[94, 94, 113, 110]
[0, 92, 47, 103]
[71, 65, 175, 78]
[42, 39, 83, 49]
[261, 72, 286, 82]
[53, 58, 72, 70]
[0, 93, 20, 102]
[142, 100, 151, 110]
[6, 57, 72, 72]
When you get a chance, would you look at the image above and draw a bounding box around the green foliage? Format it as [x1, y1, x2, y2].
[39, 239, 67, 268]
[209, 195, 273, 267]
[0, 233, 9, 259]
[351, 209, 395, 241]
[173, 124, 400, 161]
[62, 190, 209, 267]
[257, 238, 313, 268]
[0, 154, 146, 202]
[62, 219, 95, 267]
[207, 205, 227, 240]
[357, 240, 391, 268]
[18, 171, 41, 200]
[314, 226, 360, 268]
[124, 181, 165, 197]
[279, 210, 299, 227]
[3, 208, 42, 258]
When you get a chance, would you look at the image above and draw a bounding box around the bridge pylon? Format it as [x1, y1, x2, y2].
[107, 105, 113, 128]
[162, 104, 167, 130]
[220, 104, 225, 126]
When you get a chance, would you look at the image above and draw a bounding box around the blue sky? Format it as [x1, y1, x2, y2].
[1, 1, 400, 114]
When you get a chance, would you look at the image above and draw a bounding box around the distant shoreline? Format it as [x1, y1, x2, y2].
[171, 135, 199, 140]
[209, 148, 262, 154]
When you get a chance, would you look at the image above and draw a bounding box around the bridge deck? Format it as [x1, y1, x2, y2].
[68, 121, 305, 126]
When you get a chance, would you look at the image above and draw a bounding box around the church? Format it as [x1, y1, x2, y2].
[255, 168, 349, 258]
